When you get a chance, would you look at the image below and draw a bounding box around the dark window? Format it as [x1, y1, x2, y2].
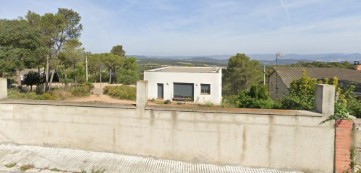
[173, 83, 194, 101]
[201, 84, 211, 94]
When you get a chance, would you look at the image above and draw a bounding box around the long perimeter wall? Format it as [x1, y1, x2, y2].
[0, 102, 334, 172]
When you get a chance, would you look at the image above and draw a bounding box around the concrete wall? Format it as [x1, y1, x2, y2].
[0, 78, 7, 100]
[316, 85, 335, 116]
[144, 69, 222, 105]
[353, 119, 361, 172]
[0, 102, 334, 172]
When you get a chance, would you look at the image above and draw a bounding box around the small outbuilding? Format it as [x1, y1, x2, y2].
[144, 66, 222, 105]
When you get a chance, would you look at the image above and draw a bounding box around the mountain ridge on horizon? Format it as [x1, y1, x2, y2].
[132, 53, 361, 65]
[131, 53, 361, 61]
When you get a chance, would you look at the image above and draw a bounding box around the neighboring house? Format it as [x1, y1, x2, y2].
[269, 67, 361, 99]
[144, 66, 222, 105]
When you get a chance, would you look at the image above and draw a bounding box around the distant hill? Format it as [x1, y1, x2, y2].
[132, 53, 361, 66]
[247, 53, 361, 62]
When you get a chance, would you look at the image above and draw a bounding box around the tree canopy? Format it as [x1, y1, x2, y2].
[0, 19, 46, 77]
[223, 53, 263, 95]
[111, 45, 125, 57]
[280, 71, 318, 110]
[87, 51, 139, 85]
[24, 8, 83, 89]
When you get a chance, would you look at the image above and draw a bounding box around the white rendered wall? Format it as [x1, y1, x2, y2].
[144, 71, 222, 105]
[0, 102, 335, 172]
[0, 78, 7, 100]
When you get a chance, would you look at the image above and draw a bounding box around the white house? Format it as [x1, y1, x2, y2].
[144, 66, 222, 105]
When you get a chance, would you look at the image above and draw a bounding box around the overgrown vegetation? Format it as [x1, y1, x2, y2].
[5, 163, 16, 168]
[278, 70, 360, 119]
[19, 164, 34, 172]
[222, 67, 361, 119]
[22, 71, 44, 91]
[1, 9, 139, 98]
[91, 168, 106, 173]
[88, 53, 139, 84]
[71, 82, 94, 96]
[290, 61, 354, 69]
[223, 53, 263, 96]
[50, 168, 61, 172]
[280, 71, 318, 110]
[8, 83, 92, 100]
[103, 85, 136, 100]
[231, 85, 276, 109]
[8, 89, 57, 100]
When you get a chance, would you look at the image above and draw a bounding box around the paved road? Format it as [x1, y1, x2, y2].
[0, 144, 301, 173]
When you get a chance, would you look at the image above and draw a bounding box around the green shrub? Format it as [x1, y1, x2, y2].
[50, 168, 61, 172]
[71, 82, 94, 97]
[349, 100, 361, 118]
[22, 71, 44, 91]
[20, 164, 34, 171]
[230, 85, 275, 109]
[91, 168, 106, 173]
[321, 99, 352, 124]
[280, 70, 317, 110]
[8, 88, 64, 100]
[221, 95, 238, 108]
[103, 85, 136, 100]
[280, 95, 315, 110]
[34, 92, 57, 100]
[7, 78, 15, 88]
[35, 84, 44, 94]
[52, 89, 73, 100]
[236, 90, 274, 109]
[5, 163, 16, 168]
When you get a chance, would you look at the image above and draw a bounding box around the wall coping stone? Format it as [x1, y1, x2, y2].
[146, 105, 323, 117]
[0, 99, 136, 109]
[0, 100, 323, 117]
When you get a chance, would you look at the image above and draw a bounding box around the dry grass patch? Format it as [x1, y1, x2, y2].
[20, 164, 34, 172]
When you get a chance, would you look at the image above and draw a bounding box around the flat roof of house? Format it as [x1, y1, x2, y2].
[146, 66, 221, 73]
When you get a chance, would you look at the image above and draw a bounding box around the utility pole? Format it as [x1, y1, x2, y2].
[263, 65, 266, 86]
[99, 65, 102, 89]
[85, 54, 88, 82]
[275, 52, 282, 94]
[44, 54, 49, 92]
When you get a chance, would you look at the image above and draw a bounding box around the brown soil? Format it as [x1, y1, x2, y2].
[66, 94, 135, 104]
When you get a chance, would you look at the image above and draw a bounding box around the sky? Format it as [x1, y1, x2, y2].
[0, 0, 360, 56]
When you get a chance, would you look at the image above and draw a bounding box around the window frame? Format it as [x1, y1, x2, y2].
[200, 84, 211, 95]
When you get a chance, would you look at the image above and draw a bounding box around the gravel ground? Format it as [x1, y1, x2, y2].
[0, 144, 302, 173]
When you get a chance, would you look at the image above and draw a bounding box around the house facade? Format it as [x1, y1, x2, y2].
[144, 66, 222, 105]
[269, 67, 361, 100]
